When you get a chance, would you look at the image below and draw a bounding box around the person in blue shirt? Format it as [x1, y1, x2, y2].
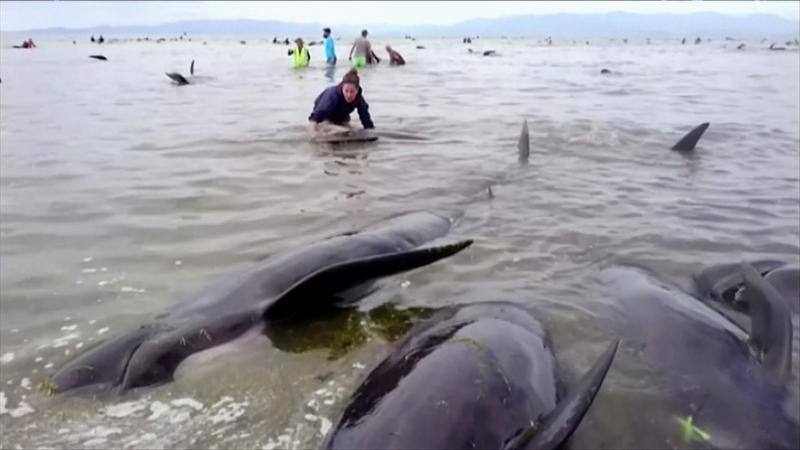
[307, 69, 374, 137]
[322, 27, 336, 65]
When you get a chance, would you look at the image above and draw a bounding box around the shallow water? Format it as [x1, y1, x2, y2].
[1, 36, 799, 449]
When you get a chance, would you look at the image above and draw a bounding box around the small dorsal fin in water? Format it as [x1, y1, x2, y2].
[503, 339, 620, 450]
[740, 262, 793, 383]
[671, 122, 709, 151]
[190, 59, 195, 76]
[165, 72, 190, 85]
[518, 119, 530, 163]
[263, 240, 473, 320]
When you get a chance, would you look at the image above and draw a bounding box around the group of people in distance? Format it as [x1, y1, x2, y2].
[289, 28, 405, 69]
[288, 28, 409, 140]
[294, 28, 407, 140]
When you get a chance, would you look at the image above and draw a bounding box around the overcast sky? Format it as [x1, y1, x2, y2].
[2, 1, 798, 31]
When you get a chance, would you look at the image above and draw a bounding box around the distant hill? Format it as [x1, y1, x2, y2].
[427, 12, 800, 38]
[3, 12, 798, 39]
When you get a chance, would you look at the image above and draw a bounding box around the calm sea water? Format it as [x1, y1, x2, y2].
[1, 35, 799, 449]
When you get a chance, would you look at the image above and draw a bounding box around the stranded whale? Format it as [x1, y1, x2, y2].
[50, 211, 471, 393]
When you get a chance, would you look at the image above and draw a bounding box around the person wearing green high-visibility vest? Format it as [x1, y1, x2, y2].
[288, 38, 311, 68]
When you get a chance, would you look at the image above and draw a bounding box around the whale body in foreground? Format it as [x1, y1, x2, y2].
[322, 302, 618, 450]
[600, 265, 798, 449]
[51, 211, 471, 393]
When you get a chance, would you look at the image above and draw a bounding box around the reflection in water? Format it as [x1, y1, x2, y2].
[325, 65, 336, 82]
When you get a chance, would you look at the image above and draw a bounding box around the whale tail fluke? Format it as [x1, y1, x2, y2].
[671, 122, 709, 151]
[503, 339, 619, 450]
[263, 240, 473, 320]
[518, 119, 530, 163]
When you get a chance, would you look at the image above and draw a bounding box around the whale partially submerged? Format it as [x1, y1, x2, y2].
[600, 264, 799, 449]
[321, 302, 618, 450]
[165, 72, 190, 85]
[50, 212, 472, 393]
[671, 122, 709, 151]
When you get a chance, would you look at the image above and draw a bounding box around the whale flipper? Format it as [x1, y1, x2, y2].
[190, 59, 195, 75]
[671, 122, 709, 151]
[165, 72, 190, 85]
[505, 340, 619, 450]
[740, 262, 793, 383]
[264, 240, 473, 319]
[518, 120, 530, 163]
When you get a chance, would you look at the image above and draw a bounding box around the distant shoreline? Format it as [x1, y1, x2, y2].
[2, 12, 798, 39]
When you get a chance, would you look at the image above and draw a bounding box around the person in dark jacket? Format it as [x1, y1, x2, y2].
[307, 68, 374, 136]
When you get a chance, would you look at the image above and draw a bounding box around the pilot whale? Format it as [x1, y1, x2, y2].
[50, 211, 472, 393]
[321, 302, 618, 450]
[600, 264, 798, 449]
[165, 72, 190, 85]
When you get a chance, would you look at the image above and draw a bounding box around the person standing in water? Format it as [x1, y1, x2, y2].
[307, 68, 374, 137]
[288, 38, 310, 68]
[323, 27, 336, 65]
[349, 29, 373, 68]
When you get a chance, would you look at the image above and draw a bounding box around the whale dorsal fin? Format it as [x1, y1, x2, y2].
[740, 262, 793, 382]
[518, 120, 530, 163]
[503, 340, 619, 450]
[190, 59, 195, 76]
[671, 122, 709, 151]
[263, 240, 472, 320]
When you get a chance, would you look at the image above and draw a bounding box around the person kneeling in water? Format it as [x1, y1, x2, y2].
[307, 69, 374, 137]
[385, 45, 405, 65]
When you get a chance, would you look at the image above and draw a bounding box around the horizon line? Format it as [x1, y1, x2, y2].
[2, 10, 795, 33]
